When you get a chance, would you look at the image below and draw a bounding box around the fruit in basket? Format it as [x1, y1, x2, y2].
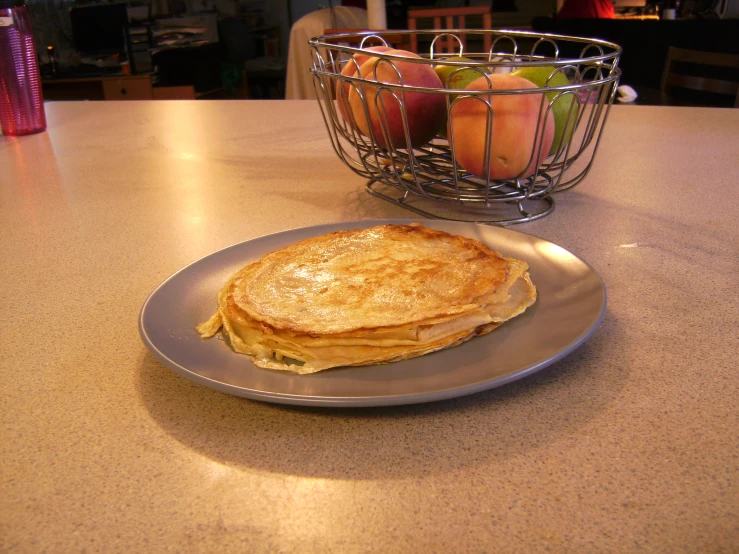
[510, 66, 578, 155]
[347, 49, 446, 150]
[434, 56, 490, 139]
[448, 74, 555, 181]
[434, 56, 487, 91]
[337, 45, 395, 125]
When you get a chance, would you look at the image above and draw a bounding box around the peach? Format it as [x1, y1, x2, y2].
[336, 46, 394, 124]
[347, 49, 446, 150]
[448, 74, 555, 181]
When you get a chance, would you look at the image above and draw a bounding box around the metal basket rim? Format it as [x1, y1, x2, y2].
[309, 28, 623, 65]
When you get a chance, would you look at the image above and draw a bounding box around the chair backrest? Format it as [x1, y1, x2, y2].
[660, 46, 739, 108]
[407, 6, 493, 55]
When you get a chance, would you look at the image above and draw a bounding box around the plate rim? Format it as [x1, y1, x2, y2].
[138, 218, 607, 407]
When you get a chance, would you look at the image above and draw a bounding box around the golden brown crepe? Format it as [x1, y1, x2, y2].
[197, 223, 536, 374]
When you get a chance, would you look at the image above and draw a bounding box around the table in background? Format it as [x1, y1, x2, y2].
[42, 74, 197, 101]
[1, 101, 737, 552]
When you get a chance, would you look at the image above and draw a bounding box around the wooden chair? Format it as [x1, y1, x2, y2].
[660, 46, 739, 108]
[407, 6, 493, 55]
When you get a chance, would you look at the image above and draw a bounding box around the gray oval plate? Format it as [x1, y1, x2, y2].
[139, 219, 606, 407]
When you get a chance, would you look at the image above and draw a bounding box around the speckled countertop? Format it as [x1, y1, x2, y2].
[1, 101, 737, 552]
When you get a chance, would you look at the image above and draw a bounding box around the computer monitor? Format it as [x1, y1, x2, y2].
[70, 3, 130, 55]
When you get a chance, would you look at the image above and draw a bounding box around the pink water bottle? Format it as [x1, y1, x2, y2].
[0, 0, 46, 136]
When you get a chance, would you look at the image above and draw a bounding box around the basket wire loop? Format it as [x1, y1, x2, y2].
[359, 35, 390, 49]
[350, 82, 395, 177]
[371, 60, 428, 195]
[530, 38, 560, 62]
[556, 79, 618, 193]
[580, 42, 606, 61]
[314, 77, 363, 177]
[430, 33, 464, 59]
[489, 35, 518, 62]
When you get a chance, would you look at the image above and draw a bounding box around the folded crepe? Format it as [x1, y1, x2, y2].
[197, 223, 536, 374]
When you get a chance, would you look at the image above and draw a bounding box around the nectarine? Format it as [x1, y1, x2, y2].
[449, 74, 555, 181]
[434, 56, 489, 138]
[347, 49, 446, 150]
[336, 46, 394, 125]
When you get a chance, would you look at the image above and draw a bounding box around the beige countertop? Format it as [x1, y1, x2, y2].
[1, 100, 737, 552]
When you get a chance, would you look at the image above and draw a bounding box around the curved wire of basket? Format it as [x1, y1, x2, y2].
[310, 29, 622, 225]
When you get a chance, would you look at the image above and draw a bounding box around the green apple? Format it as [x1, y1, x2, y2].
[510, 66, 578, 155]
[434, 56, 487, 91]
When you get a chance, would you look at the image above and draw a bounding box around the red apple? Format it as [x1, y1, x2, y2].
[347, 49, 446, 149]
[449, 74, 555, 181]
[336, 46, 394, 125]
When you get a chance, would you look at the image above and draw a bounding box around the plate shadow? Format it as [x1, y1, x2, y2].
[137, 312, 629, 481]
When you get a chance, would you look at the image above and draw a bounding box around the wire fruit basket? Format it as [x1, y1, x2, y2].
[310, 29, 622, 225]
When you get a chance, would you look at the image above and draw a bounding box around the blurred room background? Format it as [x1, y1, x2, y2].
[30, 0, 739, 103]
